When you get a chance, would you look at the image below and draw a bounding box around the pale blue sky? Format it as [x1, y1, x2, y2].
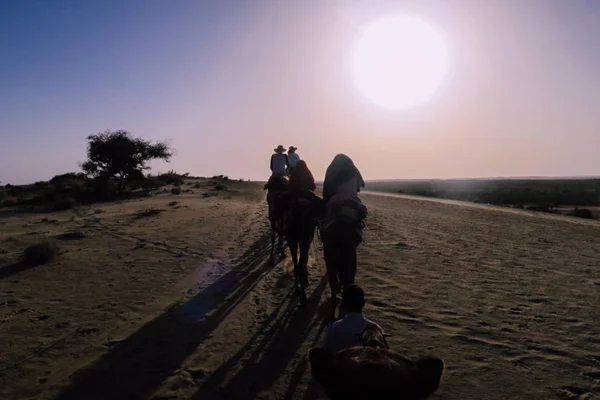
[1, 0, 599, 184]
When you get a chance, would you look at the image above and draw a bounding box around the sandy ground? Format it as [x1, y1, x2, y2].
[1, 182, 599, 399]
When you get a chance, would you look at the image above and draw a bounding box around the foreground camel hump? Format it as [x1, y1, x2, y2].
[308, 329, 445, 400]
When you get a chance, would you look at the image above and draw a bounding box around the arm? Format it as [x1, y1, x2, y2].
[285, 154, 289, 168]
[324, 325, 335, 353]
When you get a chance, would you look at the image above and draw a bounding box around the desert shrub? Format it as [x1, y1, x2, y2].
[93, 179, 118, 200]
[23, 239, 59, 266]
[52, 196, 78, 211]
[171, 187, 181, 195]
[222, 176, 229, 181]
[0, 186, 6, 202]
[135, 208, 164, 218]
[572, 208, 594, 219]
[158, 172, 184, 186]
[2, 198, 18, 207]
[168, 201, 179, 207]
[214, 184, 227, 191]
[194, 182, 202, 188]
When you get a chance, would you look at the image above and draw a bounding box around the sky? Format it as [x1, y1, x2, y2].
[1, 0, 599, 184]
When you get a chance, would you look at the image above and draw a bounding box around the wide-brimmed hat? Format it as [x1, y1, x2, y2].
[274, 145, 286, 153]
[288, 146, 298, 152]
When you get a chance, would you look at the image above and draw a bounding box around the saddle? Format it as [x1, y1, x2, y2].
[283, 190, 321, 231]
[322, 197, 367, 229]
[265, 175, 289, 191]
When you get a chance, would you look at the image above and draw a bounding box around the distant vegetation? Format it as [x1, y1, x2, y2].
[0, 129, 235, 211]
[81, 130, 174, 194]
[366, 179, 600, 219]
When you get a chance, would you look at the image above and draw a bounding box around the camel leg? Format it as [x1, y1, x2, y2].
[278, 230, 285, 258]
[298, 234, 311, 288]
[323, 239, 341, 303]
[288, 237, 299, 280]
[338, 235, 358, 288]
[269, 222, 276, 266]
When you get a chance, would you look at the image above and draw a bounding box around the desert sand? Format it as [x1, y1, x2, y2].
[1, 180, 599, 400]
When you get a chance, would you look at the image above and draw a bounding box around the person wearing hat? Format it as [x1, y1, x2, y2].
[287, 146, 300, 174]
[324, 284, 385, 354]
[270, 145, 289, 177]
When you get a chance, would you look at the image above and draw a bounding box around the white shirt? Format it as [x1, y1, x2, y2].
[288, 152, 300, 168]
[324, 312, 383, 354]
[270, 153, 288, 175]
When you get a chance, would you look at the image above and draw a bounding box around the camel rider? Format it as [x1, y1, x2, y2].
[320, 154, 367, 292]
[270, 145, 289, 176]
[287, 146, 300, 174]
[322, 153, 365, 205]
[282, 160, 320, 229]
[324, 285, 385, 353]
[288, 160, 316, 193]
[265, 145, 290, 191]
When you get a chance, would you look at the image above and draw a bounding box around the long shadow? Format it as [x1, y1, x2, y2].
[53, 230, 276, 400]
[191, 275, 329, 399]
[285, 310, 331, 400]
[0, 262, 33, 280]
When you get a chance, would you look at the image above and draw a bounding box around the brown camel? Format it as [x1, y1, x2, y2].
[265, 176, 288, 265]
[281, 191, 322, 305]
[308, 324, 444, 400]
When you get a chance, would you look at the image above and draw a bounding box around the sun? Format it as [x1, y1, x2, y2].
[353, 15, 448, 110]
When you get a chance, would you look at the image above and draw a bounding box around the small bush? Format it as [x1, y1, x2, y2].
[572, 208, 594, 219]
[23, 239, 59, 266]
[2, 197, 18, 207]
[0, 187, 6, 202]
[194, 182, 202, 189]
[158, 172, 185, 186]
[214, 184, 227, 191]
[171, 187, 181, 195]
[135, 208, 164, 218]
[53, 196, 78, 211]
[168, 201, 179, 207]
[143, 175, 163, 190]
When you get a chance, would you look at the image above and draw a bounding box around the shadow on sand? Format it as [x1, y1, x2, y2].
[0, 262, 34, 280]
[190, 274, 331, 400]
[53, 230, 279, 400]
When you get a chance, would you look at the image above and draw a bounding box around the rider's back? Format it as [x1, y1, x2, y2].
[271, 153, 288, 176]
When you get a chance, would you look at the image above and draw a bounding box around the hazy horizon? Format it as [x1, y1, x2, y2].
[2, 0, 599, 185]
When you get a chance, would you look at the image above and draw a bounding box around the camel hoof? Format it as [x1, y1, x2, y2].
[299, 291, 307, 306]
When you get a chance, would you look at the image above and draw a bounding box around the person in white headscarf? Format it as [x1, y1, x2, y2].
[322, 154, 365, 204]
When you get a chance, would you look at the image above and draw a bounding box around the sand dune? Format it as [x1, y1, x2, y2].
[1, 183, 599, 399]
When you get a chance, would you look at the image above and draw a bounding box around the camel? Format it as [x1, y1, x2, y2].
[282, 191, 322, 305]
[265, 176, 288, 265]
[308, 324, 444, 400]
[320, 197, 367, 311]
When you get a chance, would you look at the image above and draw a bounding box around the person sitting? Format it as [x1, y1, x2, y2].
[287, 146, 300, 174]
[288, 160, 316, 193]
[324, 285, 385, 354]
[265, 145, 290, 190]
[322, 153, 365, 205]
[271, 145, 289, 176]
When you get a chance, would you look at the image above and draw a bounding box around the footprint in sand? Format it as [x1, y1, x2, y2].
[584, 371, 600, 383]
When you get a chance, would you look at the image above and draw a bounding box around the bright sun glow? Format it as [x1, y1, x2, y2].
[353, 15, 448, 110]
